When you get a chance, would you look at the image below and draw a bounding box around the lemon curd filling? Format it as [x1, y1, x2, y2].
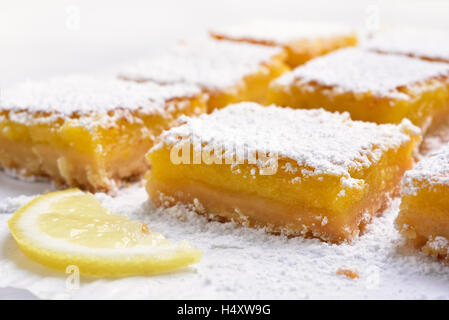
[146, 103, 420, 243]
[396, 145, 449, 261]
[269, 48, 449, 132]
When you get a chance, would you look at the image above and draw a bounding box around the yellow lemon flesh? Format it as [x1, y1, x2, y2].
[8, 189, 201, 277]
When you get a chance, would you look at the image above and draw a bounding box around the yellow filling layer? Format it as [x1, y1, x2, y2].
[146, 136, 418, 243]
[206, 53, 289, 112]
[397, 184, 449, 257]
[0, 96, 206, 191]
[269, 77, 449, 131]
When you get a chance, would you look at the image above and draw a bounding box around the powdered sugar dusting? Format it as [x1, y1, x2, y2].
[274, 48, 449, 99]
[154, 102, 419, 179]
[427, 237, 449, 252]
[119, 38, 283, 91]
[0, 75, 201, 126]
[366, 28, 449, 62]
[1, 186, 449, 299]
[403, 143, 449, 195]
[211, 20, 355, 45]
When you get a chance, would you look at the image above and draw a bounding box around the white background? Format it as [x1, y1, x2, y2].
[1, 0, 449, 87]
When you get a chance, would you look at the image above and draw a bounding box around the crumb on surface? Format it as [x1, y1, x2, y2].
[336, 268, 359, 279]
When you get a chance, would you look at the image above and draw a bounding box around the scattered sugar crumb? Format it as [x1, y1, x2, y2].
[291, 177, 301, 184]
[428, 236, 449, 251]
[321, 216, 328, 226]
[337, 189, 346, 197]
[336, 268, 359, 280]
[282, 162, 297, 174]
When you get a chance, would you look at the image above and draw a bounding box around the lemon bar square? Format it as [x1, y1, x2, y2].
[0, 75, 206, 192]
[365, 28, 449, 63]
[146, 102, 420, 243]
[210, 20, 358, 67]
[396, 144, 449, 260]
[119, 38, 289, 112]
[269, 48, 449, 131]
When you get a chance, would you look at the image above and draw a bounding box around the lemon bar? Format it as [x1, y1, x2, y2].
[210, 20, 358, 67]
[146, 102, 420, 243]
[366, 28, 449, 63]
[396, 144, 449, 260]
[0, 75, 206, 192]
[119, 38, 289, 112]
[269, 48, 449, 131]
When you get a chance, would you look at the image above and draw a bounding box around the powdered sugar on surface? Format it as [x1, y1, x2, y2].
[365, 28, 449, 62]
[119, 38, 283, 91]
[403, 143, 449, 195]
[274, 48, 449, 99]
[1, 184, 449, 299]
[0, 75, 201, 126]
[210, 20, 355, 45]
[154, 102, 419, 181]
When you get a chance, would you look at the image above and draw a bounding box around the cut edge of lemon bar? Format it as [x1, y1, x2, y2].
[118, 37, 289, 112]
[0, 75, 206, 192]
[8, 188, 202, 277]
[210, 20, 358, 67]
[146, 102, 421, 244]
[396, 144, 449, 261]
[268, 48, 449, 132]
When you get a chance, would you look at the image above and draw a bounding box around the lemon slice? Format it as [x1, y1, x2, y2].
[8, 189, 201, 277]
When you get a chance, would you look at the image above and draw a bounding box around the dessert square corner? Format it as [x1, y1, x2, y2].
[146, 102, 421, 243]
[268, 48, 449, 132]
[365, 27, 449, 64]
[210, 20, 358, 67]
[118, 37, 290, 112]
[0, 75, 206, 192]
[396, 144, 449, 260]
